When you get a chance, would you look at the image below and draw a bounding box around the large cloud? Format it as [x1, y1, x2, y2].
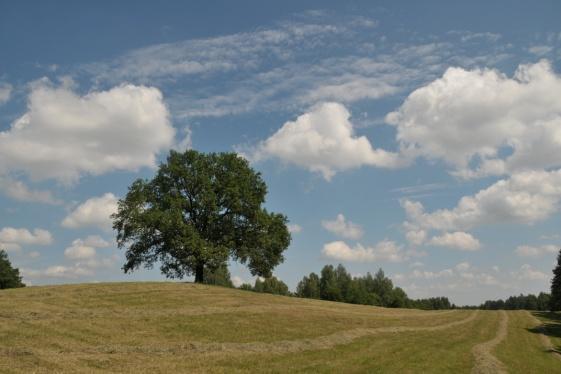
[0, 227, 53, 251]
[322, 240, 406, 262]
[386, 60, 561, 178]
[249, 102, 402, 180]
[402, 169, 561, 231]
[62, 193, 118, 231]
[0, 81, 174, 183]
[428, 232, 481, 251]
[0, 83, 12, 105]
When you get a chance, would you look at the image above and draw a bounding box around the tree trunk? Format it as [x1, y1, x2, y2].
[195, 263, 204, 283]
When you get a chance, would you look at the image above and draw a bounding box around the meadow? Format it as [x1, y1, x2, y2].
[0, 282, 560, 373]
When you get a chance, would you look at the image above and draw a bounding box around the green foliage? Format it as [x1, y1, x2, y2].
[253, 276, 290, 296]
[112, 150, 291, 283]
[297, 264, 451, 310]
[551, 249, 561, 311]
[0, 250, 25, 290]
[480, 292, 550, 310]
[296, 272, 321, 299]
[203, 263, 234, 287]
[238, 283, 253, 291]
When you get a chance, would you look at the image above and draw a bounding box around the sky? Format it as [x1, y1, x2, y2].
[1, 0, 561, 305]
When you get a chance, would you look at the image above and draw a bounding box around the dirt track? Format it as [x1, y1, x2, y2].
[471, 310, 508, 374]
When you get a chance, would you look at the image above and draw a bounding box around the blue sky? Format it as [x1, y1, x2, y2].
[1, 1, 561, 305]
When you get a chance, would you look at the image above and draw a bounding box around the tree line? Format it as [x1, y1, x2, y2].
[479, 293, 551, 311]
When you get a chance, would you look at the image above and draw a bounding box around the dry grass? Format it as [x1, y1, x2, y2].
[0, 282, 559, 373]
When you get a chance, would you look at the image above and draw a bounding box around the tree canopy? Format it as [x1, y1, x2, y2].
[113, 150, 291, 283]
[551, 249, 561, 311]
[0, 250, 25, 290]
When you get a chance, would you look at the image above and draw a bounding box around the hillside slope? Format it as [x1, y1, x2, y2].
[0, 282, 559, 373]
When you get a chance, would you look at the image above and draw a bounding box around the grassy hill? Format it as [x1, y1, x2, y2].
[0, 282, 560, 373]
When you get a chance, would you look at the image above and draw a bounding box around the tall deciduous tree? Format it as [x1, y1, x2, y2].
[113, 150, 291, 283]
[550, 249, 561, 311]
[0, 250, 25, 289]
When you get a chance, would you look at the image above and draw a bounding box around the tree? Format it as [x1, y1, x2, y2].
[0, 250, 25, 289]
[254, 276, 290, 295]
[113, 150, 291, 283]
[320, 265, 342, 301]
[296, 272, 321, 299]
[203, 263, 233, 287]
[551, 249, 561, 311]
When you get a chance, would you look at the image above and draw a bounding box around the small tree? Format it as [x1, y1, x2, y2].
[113, 150, 291, 283]
[0, 250, 25, 289]
[550, 249, 561, 311]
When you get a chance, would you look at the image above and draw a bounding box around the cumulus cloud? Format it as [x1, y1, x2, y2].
[386, 60, 561, 179]
[0, 177, 61, 205]
[247, 102, 403, 180]
[405, 229, 427, 246]
[402, 169, 561, 231]
[515, 264, 549, 281]
[22, 265, 94, 279]
[0, 83, 12, 105]
[515, 244, 559, 257]
[0, 227, 53, 251]
[64, 235, 111, 260]
[321, 214, 363, 240]
[0, 81, 175, 184]
[62, 193, 118, 231]
[322, 240, 405, 262]
[428, 232, 481, 251]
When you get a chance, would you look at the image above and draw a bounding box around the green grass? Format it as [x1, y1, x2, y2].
[0, 282, 560, 373]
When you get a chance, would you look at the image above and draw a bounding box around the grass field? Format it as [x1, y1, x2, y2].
[1, 282, 560, 373]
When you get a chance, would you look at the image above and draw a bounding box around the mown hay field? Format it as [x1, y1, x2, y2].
[1, 282, 560, 373]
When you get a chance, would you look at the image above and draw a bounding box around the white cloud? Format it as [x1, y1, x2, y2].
[287, 224, 302, 234]
[402, 169, 561, 231]
[455, 262, 471, 271]
[0, 83, 12, 105]
[405, 229, 427, 246]
[0, 227, 53, 252]
[515, 264, 549, 281]
[0, 81, 174, 184]
[410, 268, 454, 279]
[322, 240, 405, 262]
[22, 265, 94, 279]
[0, 177, 61, 205]
[28, 251, 40, 258]
[62, 193, 118, 231]
[64, 235, 111, 260]
[248, 102, 402, 180]
[428, 232, 481, 251]
[322, 214, 363, 240]
[515, 244, 559, 257]
[386, 60, 561, 179]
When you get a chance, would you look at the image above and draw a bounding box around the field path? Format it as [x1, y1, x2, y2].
[526, 311, 561, 362]
[86, 310, 480, 355]
[471, 310, 508, 374]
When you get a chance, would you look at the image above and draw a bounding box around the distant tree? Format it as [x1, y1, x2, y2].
[0, 250, 25, 289]
[296, 272, 321, 299]
[254, 276, 290, 296]
[238, 283, 253, 291]
[537, 292, 551, 311]
[390, 287, 408, 308]
[372, 269, 394, 306]
[203, 263, 233, 287]
[113, 150, 291, 283]
[551, 249, 561, 311]
[335, 264, 352, 301]
[320, 265, 342, 301]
